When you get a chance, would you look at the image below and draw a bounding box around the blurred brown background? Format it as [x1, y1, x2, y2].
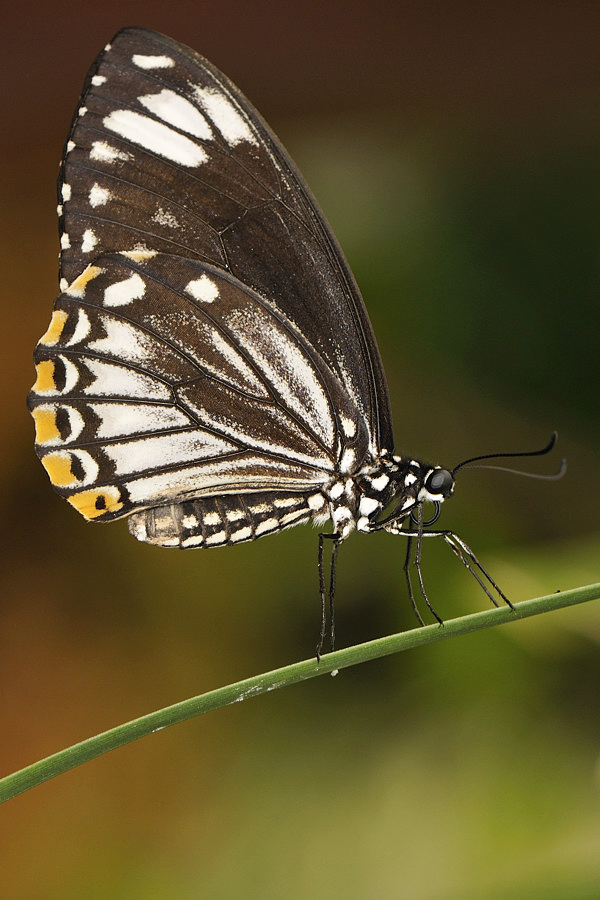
[1, 2, 599, 897]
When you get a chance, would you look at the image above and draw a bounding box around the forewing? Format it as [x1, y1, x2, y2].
[57, 27, 393, 453]
[28, 253, 369, 521]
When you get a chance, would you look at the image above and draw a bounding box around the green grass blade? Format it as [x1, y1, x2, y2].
[1, 582, 598, 804]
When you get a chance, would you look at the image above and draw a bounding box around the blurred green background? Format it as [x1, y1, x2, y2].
[1, 2, 599, 897]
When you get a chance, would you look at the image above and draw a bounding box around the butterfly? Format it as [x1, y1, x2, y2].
[28, 28, 558, 655]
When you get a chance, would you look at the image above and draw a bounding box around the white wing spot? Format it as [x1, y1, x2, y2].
[132, 54, 175, 69]
[91, 74, 106, 86]
[61, 183, 72, 201]
[339, 448, 356, 474]
[89, 183, 112, 207]
[193, 86, 257, 146]
[139, 89, 213, 140]
[340, 415, 356, 438]
[81, 229, 98, 253]
[103, 273, 146, 307]
[224, 306, 334, 447]
[60, 233, 71, 250]
[66, 140, 75, 153]
[120, 248, 157, 262]
[104, 431, 234, 477]
[90, 141, 132, 163]
[89, 402, 190, 439]
[57, 204, 63, 216]
[104, 110, 209, 167]
[88, 318, 153, 362]
[82, 358, 170, 401]
[65, 309, 91, 346]
[153, 207, 180, 228]
[185, 275, 219, 303]
[59, 277, 68, 291]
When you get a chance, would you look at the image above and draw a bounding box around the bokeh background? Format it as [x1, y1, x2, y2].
[2, 2, 599, 897]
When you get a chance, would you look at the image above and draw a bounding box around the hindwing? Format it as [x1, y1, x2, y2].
[29, 252, 370, 521]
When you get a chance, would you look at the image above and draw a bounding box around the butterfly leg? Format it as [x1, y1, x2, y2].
[317, 532, 342, 660]
[403, 534, 426, 626]
[401, 524, 512, 615]
[403, 507, 444, 625]
[440, 531, 514, 610]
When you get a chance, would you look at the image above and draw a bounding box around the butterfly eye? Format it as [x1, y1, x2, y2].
[424, 468, 454, 497]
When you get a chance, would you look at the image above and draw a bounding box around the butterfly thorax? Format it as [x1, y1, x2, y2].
[324, 455, 455, 540]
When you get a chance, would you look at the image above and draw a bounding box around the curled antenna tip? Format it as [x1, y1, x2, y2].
[453, 431, 565, 478]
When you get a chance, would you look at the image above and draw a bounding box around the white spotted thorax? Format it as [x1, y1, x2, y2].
[28, 27, 463, 613]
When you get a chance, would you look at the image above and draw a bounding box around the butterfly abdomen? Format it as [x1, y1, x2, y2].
[128, 490, 328, 548]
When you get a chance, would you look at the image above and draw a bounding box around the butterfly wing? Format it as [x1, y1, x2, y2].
[56, 27, 393, 452]
[29, 251, 368, 522]
[29, 28, 394, 539]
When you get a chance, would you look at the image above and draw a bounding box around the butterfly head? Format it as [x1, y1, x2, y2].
[418, 466, 455, 503]
[354, 456, 454, 536]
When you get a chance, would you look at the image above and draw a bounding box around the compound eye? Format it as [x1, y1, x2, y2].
[425, 468, 454, 496]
